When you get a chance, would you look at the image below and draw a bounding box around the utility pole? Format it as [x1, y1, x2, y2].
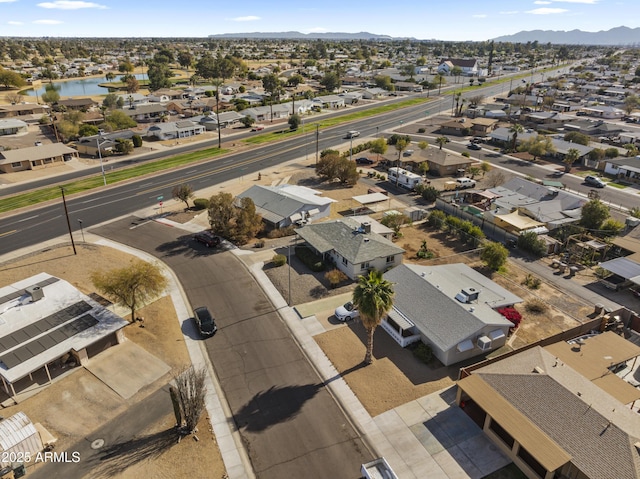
[315, 123, 319, 165]
[60, 187, 77, 255]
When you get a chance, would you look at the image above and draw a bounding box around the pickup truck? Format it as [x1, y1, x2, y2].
[361, 457, 398, 479]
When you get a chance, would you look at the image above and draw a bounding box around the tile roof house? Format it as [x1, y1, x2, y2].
[236, 184, 336, 229]
[295, 218, 404, 280]
[457, 332, 640, 479]
[382, 264, 520, 364]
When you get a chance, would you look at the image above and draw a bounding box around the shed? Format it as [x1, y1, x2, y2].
[0, 412, 43, 466]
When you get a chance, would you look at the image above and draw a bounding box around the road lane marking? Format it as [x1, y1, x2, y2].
[0, 230, 17, 238]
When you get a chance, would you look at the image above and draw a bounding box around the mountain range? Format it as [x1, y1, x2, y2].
[492, 26, 640, 45]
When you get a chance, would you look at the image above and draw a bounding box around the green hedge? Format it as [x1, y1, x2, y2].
[193, 198, 210, 210]
[295, 246, 325, 272]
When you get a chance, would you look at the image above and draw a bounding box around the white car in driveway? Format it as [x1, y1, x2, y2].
[335, 301, 359, 321]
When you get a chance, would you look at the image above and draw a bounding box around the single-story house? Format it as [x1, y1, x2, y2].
[243, 104, 290, 122]
[394, 81, 422, 92]
[504, 94, 540, 107]
[362, 88, 387, 100]
[0, 119, 28, 136]
[437, 58, 479, 76]
[196, 111, 247, 130]
[340, 92, 363, 105]
[147, 88, 186, 102]
[383, 263, 521, 365]
[295, 218, 405, 280]
[57, 98, 97, 111]
[116, 93, 147, 108]
[469, 118, 498, 135]
[145, 120, 205, 140]
[313, 95, 345, 109]
[457, 332, 640, 479]
[236, 184, 336, 229]
[414, 148, 473, 177]
[0, 273, 128, 398]
[74, 131, 138, 157]
[0, 143, 78, 173]
[0, 103, 48, 119]
[522, 111, 573, 128]
[440, 118, 475, 136]
[580, 105, 624, 119]
[604, 157, 640, 184]
[119, 103, 168, 122]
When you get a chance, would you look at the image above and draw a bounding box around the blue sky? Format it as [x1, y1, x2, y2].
[1, 0, 638, 40]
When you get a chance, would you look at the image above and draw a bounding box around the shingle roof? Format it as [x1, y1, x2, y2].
[0, 143, 77, 165]
[295, 218, 404, 264]
[384, 264, 517, 351]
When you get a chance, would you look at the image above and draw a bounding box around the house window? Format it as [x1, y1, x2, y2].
[489, 419, 515, 449]
[517, 446, 546, 479]
[43, 158, 52, 164]
[360, 262, 370, 270]
[11, 162, 21, 168]
[386, 256, 395, 264]
[342, 257, 348, 266]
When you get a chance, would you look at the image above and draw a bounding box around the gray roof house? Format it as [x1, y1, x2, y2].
[383, 264, 520, 365]
[0, 143, 78, 173]
[295, 218, 405, 280]
[145, 120, 205, 140]
[0, 119, 28, 136]
[237, 184, 336, 229]
[604, 156, 640, 185]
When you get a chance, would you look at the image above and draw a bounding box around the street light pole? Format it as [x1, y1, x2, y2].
[96, 132, 107, 186]
[288, 245, 291, 306]
[315, 123, 319, 165]
[350, 136, 353, 162]
[60, 187, 77, 255]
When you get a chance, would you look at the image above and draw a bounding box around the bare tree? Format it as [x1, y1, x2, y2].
[174, 366, 207, 435]
[485, 170, 506, 188]
[172, 183, 194, 209]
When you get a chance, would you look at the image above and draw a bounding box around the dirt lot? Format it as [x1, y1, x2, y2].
[0, 244, 226, 479]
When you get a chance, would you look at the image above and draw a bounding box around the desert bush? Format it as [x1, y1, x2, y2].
[521, 274, 542, 289]
[254, 240, 265, 248]
[193, 198, 210, 210]
[325, 269, 348, 288]
[410, 342, 433, 363]
[295, 246, 325, 272]
[272, 254, 287, 267]
[417, 128, 426, 133]
[267, 226, 296, 238]
[525, 298, 548, 314]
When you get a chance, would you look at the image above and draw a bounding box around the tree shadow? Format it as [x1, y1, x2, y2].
[235, 383, 322, 432]
[89, 428, 178, 478]
[155, 235, 220, 258]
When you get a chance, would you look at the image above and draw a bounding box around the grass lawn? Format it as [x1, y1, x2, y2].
[0, 147, 229, 213]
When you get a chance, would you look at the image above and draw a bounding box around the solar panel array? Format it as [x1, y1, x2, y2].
[0, 314, 99, 369]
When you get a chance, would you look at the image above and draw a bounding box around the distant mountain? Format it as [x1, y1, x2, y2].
[492, 26, 640, 45]
[208, 31, 397, 40]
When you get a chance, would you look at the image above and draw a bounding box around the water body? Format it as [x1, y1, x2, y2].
[24, 74, 146, 98]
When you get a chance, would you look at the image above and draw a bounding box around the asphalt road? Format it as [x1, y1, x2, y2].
[90, 217, 370, 478]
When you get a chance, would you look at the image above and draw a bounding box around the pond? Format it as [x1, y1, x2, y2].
[24, 74, 146, 98]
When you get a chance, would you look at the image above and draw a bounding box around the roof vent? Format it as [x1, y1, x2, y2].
[363, 237, 370, 243]
[25, 285, 44, 302]
[533, 366, 545, 374]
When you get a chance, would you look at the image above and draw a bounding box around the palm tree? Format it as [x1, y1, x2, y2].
[394, 138, 410, 185]
[436, 136, 449, 150]
[563, 148, 580, 172]
[508, 123, 524, 152]
[352, 270, 395, 365]
[211, 78, 223, 149]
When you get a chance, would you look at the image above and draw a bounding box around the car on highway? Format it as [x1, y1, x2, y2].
[584, 175, 606, 188]
[346, 130, 360, 139]
[251, 125, 265, 131]
[193, 306, 217, 337]
[335, 301, 359, 322]
[467, 143, 481, 150]
[194, 231, 221, 248]
[355, 157, 374, 164]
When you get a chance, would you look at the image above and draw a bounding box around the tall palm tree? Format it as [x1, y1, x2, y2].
[352, 270, 395, 365]
[211, 78, 223, 149]
[436, 136, 449, 150]
[508, 123, 524, 152]
[563, 148, 580, 172]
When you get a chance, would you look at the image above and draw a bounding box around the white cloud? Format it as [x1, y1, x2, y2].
[499, 10, 519, 14]
[8, 21, 24, 25]
[534, 1, 552, 4]
[0, 0, 18, 3]
[37, 1, 107, 10]
[552, 0, 598, 3]
[472, 14, 487, 18]
[230, 15, 260, 22]
[526, 7, 569, 14]
[33, 19, 63, 24]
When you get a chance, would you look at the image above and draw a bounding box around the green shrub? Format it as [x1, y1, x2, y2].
[295, 246, 325, 272]
[417, 128, 426, 133]
[254, 240, 265, 248]
[525, 298, 548, 314]
[517, 231, 547, 257]
[420, 186, 440, 202]
[132, 134, 142, 147]
[461, 151, 470, 158]
[411, 342, 433, 363]
[427, 210, 446, 228]
[272, 254, 287, 266]
[267, 226, 296, 238]
[193, 198, 210, 210]
[325, 269, 347, 288]
[522, 274, 542, 289]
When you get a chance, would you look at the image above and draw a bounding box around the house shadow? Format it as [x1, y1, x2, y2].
[89, 428, 178, 478]
[346, 322, 459, 386]
[235, 383, 322, 432]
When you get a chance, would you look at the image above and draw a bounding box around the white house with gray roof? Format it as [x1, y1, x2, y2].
[295, 218, 404, 280]
[145, 120, 205, 140]
[383, 263, 521, 366]
[237, 184, 335, 229]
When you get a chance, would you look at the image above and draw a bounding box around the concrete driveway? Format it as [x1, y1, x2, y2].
[93, 217, 371, 479]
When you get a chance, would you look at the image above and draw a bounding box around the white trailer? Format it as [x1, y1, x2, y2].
[388, 167, 424, 190]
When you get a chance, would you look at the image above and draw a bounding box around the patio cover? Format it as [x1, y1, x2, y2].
[496, 211, 545, 232]
[352, 193, 389, 205]
[599, 257, 640, 285]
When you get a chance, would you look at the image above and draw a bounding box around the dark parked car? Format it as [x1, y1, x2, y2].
[355, 157, 374, 165]
[194, 306, 217, 337]
[194, 231, 220, 248]
[584, 175, 605, 188]
[467, 143, 481, 150]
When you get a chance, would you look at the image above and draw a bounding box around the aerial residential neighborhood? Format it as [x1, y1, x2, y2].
[3, 4, 640, 479]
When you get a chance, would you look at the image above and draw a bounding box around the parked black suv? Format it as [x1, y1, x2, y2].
[194, 306, 217, 337]
[194, 231, 220, 248]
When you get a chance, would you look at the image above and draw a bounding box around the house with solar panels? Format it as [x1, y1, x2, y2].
[0, 273, 128, 400]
